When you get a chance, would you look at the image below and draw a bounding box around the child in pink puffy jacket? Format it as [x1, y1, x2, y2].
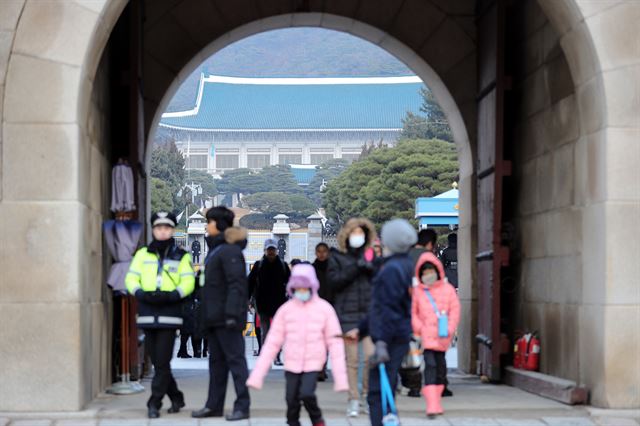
[247, 263, 348, 426]
[412, 252, 461, 419]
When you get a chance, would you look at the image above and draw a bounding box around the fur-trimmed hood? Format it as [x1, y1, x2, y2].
[337, 218, 378, 252]
[224, 226, 248, 244]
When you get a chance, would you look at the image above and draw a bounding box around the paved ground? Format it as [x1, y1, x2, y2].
[2, 369, 639, 426]
[1, 338, 638, 425]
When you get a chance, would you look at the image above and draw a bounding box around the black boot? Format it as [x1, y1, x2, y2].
[177, 335, 191, 358]
[168, 400, 185, 414]
[274, 352, 283, 366]
[226, 410, 250, 421]
[148, 406, 160, 419]
[191, 407, 223, 418]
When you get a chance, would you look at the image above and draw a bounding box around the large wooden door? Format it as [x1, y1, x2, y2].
[476, 0, 507, 381]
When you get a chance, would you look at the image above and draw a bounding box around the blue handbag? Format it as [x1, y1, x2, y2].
[424, 289, 449, 338]
[379, 364, 401, 426]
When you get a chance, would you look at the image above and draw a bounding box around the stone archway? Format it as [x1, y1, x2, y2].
[0, 0, 637, 411]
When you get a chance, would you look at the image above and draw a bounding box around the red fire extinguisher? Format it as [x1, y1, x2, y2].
[525, 332, 540, 371]
[514, 332, 540, 371]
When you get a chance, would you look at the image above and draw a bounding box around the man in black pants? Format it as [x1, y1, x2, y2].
[192, 207, 250, 421]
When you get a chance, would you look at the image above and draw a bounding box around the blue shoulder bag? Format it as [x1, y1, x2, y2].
[424, 289, 449, 338]
[379, 364, 401, 426]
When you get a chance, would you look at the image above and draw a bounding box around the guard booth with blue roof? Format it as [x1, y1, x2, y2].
[415, 186, 459, 229]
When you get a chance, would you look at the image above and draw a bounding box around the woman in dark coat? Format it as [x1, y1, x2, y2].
[327, 218, 378, 417]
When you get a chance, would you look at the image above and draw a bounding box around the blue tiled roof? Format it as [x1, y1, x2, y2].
[290, 166, 317, 185]
[161, 76, 424, 130]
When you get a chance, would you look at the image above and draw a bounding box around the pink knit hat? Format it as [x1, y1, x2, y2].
[286, 264, 320, 296]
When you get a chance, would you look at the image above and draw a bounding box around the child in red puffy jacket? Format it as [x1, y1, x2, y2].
[412, 252, 460, 419]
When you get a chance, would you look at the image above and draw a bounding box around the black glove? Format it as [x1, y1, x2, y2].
[134, 289, 156, 304]
[153, 290, 181, 304]
[356, 258, 375, 275]
[369, 340, 390, 368]
[225, 318, 238, 329]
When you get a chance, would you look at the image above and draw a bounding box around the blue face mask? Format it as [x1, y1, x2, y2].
[294, 290, 311, 302]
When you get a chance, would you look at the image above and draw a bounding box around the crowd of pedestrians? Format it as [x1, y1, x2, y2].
[126, 206, 460, 425]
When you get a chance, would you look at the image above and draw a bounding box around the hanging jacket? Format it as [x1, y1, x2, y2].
[125, 244, 195, 328]
[110, 164, 136, 212]
[326, 218, 378, 332]
[200, 227, 249, 330]
[247, 265, 348, 392]
[411, 252, 460, 352]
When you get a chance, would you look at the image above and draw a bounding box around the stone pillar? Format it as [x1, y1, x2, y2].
[307, 214, 323, 262]
[239, 143, 247, 168]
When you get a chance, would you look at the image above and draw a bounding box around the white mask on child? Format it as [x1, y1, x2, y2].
[294, 290, 311, 302]
[421, 273, 438, 286]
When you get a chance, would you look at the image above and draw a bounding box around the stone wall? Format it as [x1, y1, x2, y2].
[510, 0, 640, 408]
[0, 0, 115, 410]
[510, 0, 582, 382]
[80, 47, 113, 405]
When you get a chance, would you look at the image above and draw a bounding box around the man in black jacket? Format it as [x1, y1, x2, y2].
[248, 238, 290, 365]
[192, 207, 250, 421]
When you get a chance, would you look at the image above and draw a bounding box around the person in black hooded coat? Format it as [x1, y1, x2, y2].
[192, 207, 251, 421]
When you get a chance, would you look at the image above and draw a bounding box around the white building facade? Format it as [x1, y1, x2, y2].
[159, 75, 424, 176]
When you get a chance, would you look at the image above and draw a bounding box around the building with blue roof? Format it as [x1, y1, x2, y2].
[415, 185, 459, 229]
[159, 75, 424, 178]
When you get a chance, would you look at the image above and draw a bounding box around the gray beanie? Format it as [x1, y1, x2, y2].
[381, 219, 418, 254]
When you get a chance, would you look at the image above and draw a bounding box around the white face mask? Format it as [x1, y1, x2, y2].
[421, 272, 438, 286]
[349, 234, 366, 249]
[294, 290, 311, 302]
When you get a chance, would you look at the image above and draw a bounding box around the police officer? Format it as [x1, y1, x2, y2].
[126, 212, 195, 419]
[191, 239, 202, 264]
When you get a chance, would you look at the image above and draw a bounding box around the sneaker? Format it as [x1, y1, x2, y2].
[347, 399, 359, 417]
[362, 399, 369, 415]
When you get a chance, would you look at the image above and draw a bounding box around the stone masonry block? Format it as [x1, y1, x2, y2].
[420, 19, 475, 75]
[543, 208, 581, 257]
[13, 0, 98, 66]
[171, 0, 225, 47]
[0, 302, 84, 411]
[4, 54, 81, 123]
[546, 95, 580, 150]
[390, 0, 445, 51]
[2, 123, 80, 200]
[606, 127, 640, 202]
[602, 65, 640, 129]
[551, 142, 575, 210]
[560, 21, 601, 86]
[581, 202, 607, 305]
[0, 0, 25, 32]
[604, 202, 640, 305]
[602, 305, 640, 408]
[0, 202, 83, 303]
[522, 258, 551, 303]
[0, 30, 13, 84]
[586, 2, 640, 71]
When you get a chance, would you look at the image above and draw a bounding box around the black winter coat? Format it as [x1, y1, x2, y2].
[199, 227, 249, 331]
[327, 248, 373, 332]
[440, 245, 458, 288]
[248, 256, 290, 318]
[314, 259, 334, 304]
